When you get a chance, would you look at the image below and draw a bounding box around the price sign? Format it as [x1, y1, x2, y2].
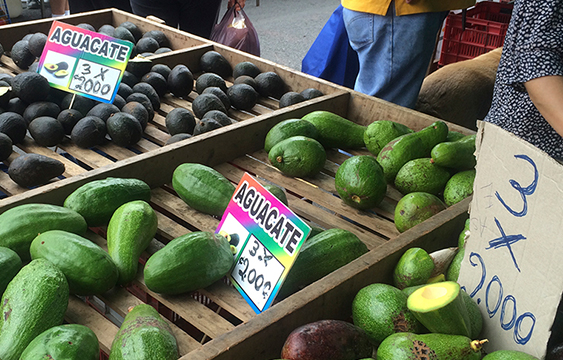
[216, 173, 311, 313]
[37, 21, 133, 103]
[458, 122, 563, 358]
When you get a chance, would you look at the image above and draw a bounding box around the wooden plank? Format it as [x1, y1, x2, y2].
[57, 142, 115, 169]
[99, 288, 202, 355]
[198, 281, 255, 323]
[14, 139, 88, 177]
[65, 295, 118, 355]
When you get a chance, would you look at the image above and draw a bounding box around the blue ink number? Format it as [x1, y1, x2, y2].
[465, 252, 536, 345]
[486, 218, 526, 272]
[495, 154, 538, 217]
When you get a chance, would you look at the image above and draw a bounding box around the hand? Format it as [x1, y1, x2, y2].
[228, 0, 246, 11]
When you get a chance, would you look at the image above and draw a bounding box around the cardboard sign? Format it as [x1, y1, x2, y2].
[37, 21, 133, 103]
[216, 173, 311, 313]
[458, 121, 563, 357]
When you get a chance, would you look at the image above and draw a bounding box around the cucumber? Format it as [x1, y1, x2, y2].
[0, 246, 22, 297]
[64, 177, 151, 226]
[107, 200, 158, 285]
[0, 203, 88, 260]
[172, 163, 235, 218]
[0, 259, 69, 360]
[109, 304, 178, 360]
[30, 230, 119, 296]
[144, 231, 234, 294]
[20, 324, 99, 360]
[278, 228, 368, 299]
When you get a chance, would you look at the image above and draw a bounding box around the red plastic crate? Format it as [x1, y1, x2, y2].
[438, 1, 513, 66]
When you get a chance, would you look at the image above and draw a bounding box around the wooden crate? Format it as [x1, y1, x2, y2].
[0, 91, 471, 359]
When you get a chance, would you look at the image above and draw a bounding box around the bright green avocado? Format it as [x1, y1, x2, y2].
[302, 110, 366, 149]
[264, 118, 320, 153]
[394, 157, 451, 196]
[335, 155, 387, 210]
[394, 192, 447, 233]
[431, 134, 477, 170]
[447, 247, 464, 282]
[268, 135, 326, 178]
[107, 200, 158, 285]
[352, 283, 424, 345]
[443, 169, 476, 206]
[0, 247, 22, 297]
[109, 304, 178, 360]
[144, 231, 233, 294]
[482, 350, 539, 360]
[0, 259, 69, 360]
[407, 281, 472, 337]
[393, 247, 435, 290]
[20, 324, 99, 360]
[364, 120, 413, 156]
[376, 332, 485, 360]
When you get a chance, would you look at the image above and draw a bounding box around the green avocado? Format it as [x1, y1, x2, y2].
[394, 157, 451, 196]
[268, 135, 326, 178]
[302, 110, 366, 149]
[431, 134, 477, 170]
[264, 118, 320, 153]
[19, 324, 99, 360]
[482, 350, 539, 360]
[443, 169, 476, 206]
[394, 192, 447, 233]
[364, 120, 413, 156]
[393, 247, 435, 290]
[334, 155, 387, 210]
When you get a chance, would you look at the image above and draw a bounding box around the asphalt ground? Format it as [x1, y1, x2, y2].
[11, 0, 341, 71]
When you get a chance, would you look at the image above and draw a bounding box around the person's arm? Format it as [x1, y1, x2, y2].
[525, 75, 563, 137]
[228, 0, 246, 10]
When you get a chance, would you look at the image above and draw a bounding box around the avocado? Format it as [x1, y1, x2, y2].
[28, 116, 65, 147]
[86, 103, 120, 122]
[19, 324, 99, 360]
[23, 101, 61, 124]
[255, 71, 287, 99]
[195, 72, 227, 94]
[165, 133, 192, 145]
[233, 61, 261, 78]
[447, 247, 464, 282]
[447, 130, 466, 142]
[121, 70, 140, 87]
[394, 192, 447, 233]
[483, 350, 539, 360]
[268, 136, 326, 178]
[263, 183, 288, 205]
[394, 158, 452, 196]
[279, 91, 305, 108]
[264, 118, 319, 153]
[11, 40, 35, 70]
[393, 248, 435, 290]
[142, 30, 170, 48]
[126, 55, 153, 78]
[200, 50, 232, 79]
[28, 32, 48, 58]
[7, 98, 27, 116]
[0, 246, 21, 297]
[132, 82, 160, 110]
[301, 88, 324, 100]
[193, 118, 223, 135]
[126, 92, 155, 121]
[57, 108, 83, 135]
[12, 72, 50, 104]
[352, 283, 424, 345]
[302, 110, 366, 149]
[155, 47, 172, 54]
[227, 83, 258, 111]
[0, 82, 12, 109]
[431, 134, 477, 170]
[151, 63, 172, 79]
[0, 112, 27, 144]
[98, 24, 116, 36]
[120, 21, 143, 42]
[281, 320, 373, 360]
[167, 64, 194, 98]
[121, 101, 149, 130]
[202, 109, 232, 127]
[53, 69, 68, 78]
[461, 290, 483, 339]
[0, 132, 12, 161]
[113, 26, 136, 43]
[202, 86, 231, 110]
[117, 83, 133, 99]
[60, 94, 95, 116]
[135, 36, 159, 54]
[8, 154, 65, 187]
[407, 281, 473, 337]
[376, 332, 484, 360]
[233, 75, 258, 90]
[443, 169, 476, 206]
[70, 115, 107, 148]
[141, 71, 168, 97]
[106, 112, 143, 147]
[335, 155, 387, 210]
[364, 120, 413, 156]
[112, 94, 126, 109]
[165, 108, 196, 135]
[76, 23, 96, 31]
[377, 121, 449, 183]
[192, 93, 227, 119]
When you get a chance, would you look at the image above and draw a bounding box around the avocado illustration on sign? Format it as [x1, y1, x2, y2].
[44, 62, 69, 78]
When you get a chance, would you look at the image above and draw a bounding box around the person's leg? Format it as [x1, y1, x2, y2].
[50, 0, 67, 16]
[343, 4, 447, 108]
[178, 0, 222, 39]
[130, 0, 179, 29]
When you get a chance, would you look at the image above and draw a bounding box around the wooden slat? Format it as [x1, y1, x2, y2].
[198, 281, 255, 323]
[57, 142, 115, 169]
[15, 138, 88, 177]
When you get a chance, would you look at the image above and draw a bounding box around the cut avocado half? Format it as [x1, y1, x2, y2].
[44, 63, 58, 73]
[407, 281, 473, 337]
[54, 69, 69, 78]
